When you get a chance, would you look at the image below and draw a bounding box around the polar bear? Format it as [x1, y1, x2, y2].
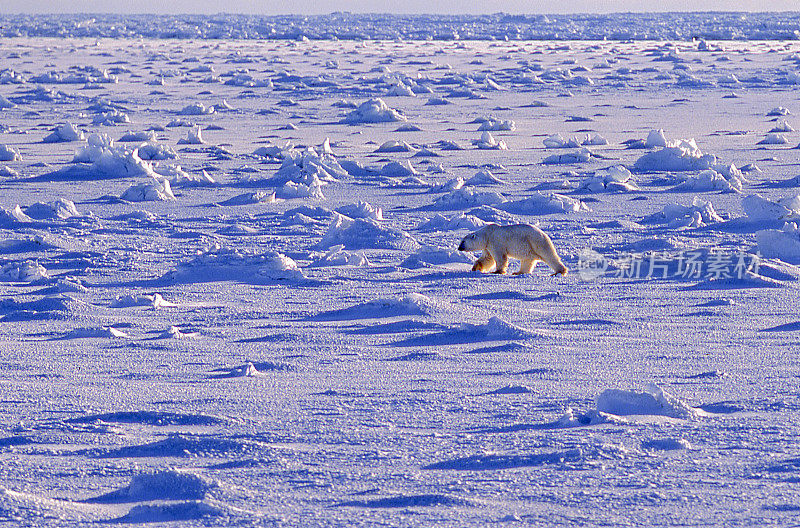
[458, 223, 568, 276]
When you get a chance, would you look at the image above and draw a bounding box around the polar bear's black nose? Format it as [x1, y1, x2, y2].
[458, 241, 466, 251]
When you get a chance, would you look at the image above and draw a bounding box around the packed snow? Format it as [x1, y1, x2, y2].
[0, 18, 798, 527]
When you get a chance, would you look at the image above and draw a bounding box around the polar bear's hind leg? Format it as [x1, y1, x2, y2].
[514, 258, 537, 275]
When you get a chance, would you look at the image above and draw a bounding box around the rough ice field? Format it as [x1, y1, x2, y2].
[1, 30, 800, 527]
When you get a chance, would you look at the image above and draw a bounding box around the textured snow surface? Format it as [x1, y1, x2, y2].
[0, 32, 799, 527]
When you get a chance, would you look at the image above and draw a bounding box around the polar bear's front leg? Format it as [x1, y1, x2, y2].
[472, 253, 495, 272]
[489, 249, 509, 274]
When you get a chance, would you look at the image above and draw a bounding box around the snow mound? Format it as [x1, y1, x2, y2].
[64, 133, 169, 180]
[645, 129, 668, 148]
[432, 187, 505, 210]
[92, 109, 130, 125]
[169, 246, 306, 283]
[392, 316, 542, 346]
[473, 131, 507, 150]
[644, 196, 723, 228]
[742, 194, 799, 221]
[672, 169, 743, 193]
[375, 140, 413, 153]
[136, 142, 177, 160]
[275, 179, 325, 200]
[113, 501, 223, 523]
[118, 130, 157, 143]
[641, 438, 692, 451]
[220, 191, 276, 206]
[178, 102, 214, 115]
[417, 212, 486, 232]
[1, 260, 49, 282]
[314, 293, 437, 320]
[543, 148, 591, 164]
[634, 139, 716, 172]
[120, 179, 176, 201]
[342, 98, 406, 124]
[500, 192, 589, 215]
[155, 166, 216, 187]
[64, 326, 129, 339]
[0, 165, 19, 178]
[309, 245, 370, 267]
[579, 165, 637, 192]
[336, 201, 383, 221]
[465, 169, 507, 186]
[0, 205, 33, 225]
[543, 134, 581, 149]
[24, 198, 80, 220]
[757, 132, 788, 145]
[400, 245, 474, 269]
[555, 408, 627, 427]
[756, 222, 800, 264]
[261, 146, 347, 187]
[177, 126, 205, 145]
[769, 120, 794, 133]
[489, 385, 533, 394]
[89, 470, 215, 503]
[544, 133, 606, 148]
[596, 384, 700, 419]
[159, 326, 199, 339]
[0, 144, 20, 162]
[318, 214, 418, 251]
[430, 177, 464, 193]
[111, 293, 177, 308]
[478, 118, 515, 131]
[767, 106, 790, 116]
[42, 123, 84, 143]
[380, 160, 420, 178]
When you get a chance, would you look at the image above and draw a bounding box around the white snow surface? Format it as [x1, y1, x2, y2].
[0, 32, 798, 528]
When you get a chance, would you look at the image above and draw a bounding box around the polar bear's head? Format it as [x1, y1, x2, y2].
[458, 227, 488, 252]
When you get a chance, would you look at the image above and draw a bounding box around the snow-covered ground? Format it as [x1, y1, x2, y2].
[1, 29, 800, 526]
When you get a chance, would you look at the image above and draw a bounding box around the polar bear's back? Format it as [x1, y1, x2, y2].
[489, 223, 552, 252]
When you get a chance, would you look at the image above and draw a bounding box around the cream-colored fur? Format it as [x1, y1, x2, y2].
[458, 223, 568, 276]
